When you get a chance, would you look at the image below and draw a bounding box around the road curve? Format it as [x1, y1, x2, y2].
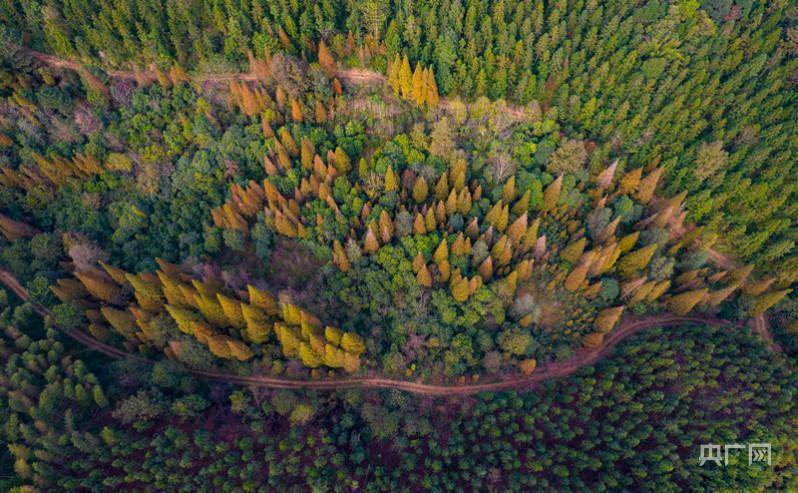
[1, 268, 745, 395]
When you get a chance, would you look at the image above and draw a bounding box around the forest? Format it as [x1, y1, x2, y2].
[1, 0, 797, 491]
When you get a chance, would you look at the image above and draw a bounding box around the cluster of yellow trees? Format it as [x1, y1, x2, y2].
[214, 146, 553, 305]
[275, 316, 364, 372]
[229, 78, 334, 125]
[386, 54, 440, 108]
[546, 160, 792, 348]
[211, 128, 348, 239]
[208, 128, 793, 353]
[229, 40, 342, 123]
[52, 255, 364, 372]
[0, 151, 114, 190]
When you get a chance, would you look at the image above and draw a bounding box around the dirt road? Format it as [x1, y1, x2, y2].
[19, 46, 536, 121]
[1, 268, 748, 395]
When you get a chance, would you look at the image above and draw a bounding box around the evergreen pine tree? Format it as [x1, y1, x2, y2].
[667, 289, 708, 316]
[412, 62, 424, 106]
[399, 55, 413, 98]
[750, 289, 792, 316]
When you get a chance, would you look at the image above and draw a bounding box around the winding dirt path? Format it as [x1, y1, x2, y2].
[20, 45, 386, 85]
[1, 268, 747, 395]
[18, 46, 536, 121]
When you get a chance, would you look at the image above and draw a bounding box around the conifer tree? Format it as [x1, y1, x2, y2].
[299, 342, 323, 368]
[478, 257, 494, 281]
[343, 351, 361, 373]
[445, 189, 458, 215]
[666, 288, 708, 316]
[426, 69, 440, 107]
[743, 277, 775, 297]
[290, 99, 303, 122]
[101, 307, 136, 335]
[433, 238, 449, 265]
[323, 343, 345, 368]
[583, 332, 604, 349]
[513, 190, 531, 215]
[247, 285, 279, 315]
[421, 67, 431, 105]
[729, 264, 754, 286]
[617, 244, 658, 277]
[629, 281, 656, 305]
[435, 173, 449, 199]
[399, 55, 413, 98]
[451, 277, 470, 302]
[412, 62, 424, 106]
[425, 208, 436, 231]
[196, 294, 228, 327]
[542, 175, 563, 212]
[457, 188, 472, 214]
[227, 339, 254, 361]
[565, 259, 591, 292]
[646, 280, 671, 303]
[387, 54, 401, 94]
[706, 285, 737, 307]
[378, 210, 394, 242]
[126, 273, 164, 312]
[242, 304, 270, 344]
[324, 326, 343, 346]
[282, 303, 303, 326]
[191, 321, 215, 344]
[275, 322, 301, 357]
[517, 259, 534, 280]
[217, 294, 246, 328]
[594, 306, 625, 333]
[341, 333, 365, 355]
[207, 336, 233, 359]
[413, 213, 426, 234]
[385, 166, 399, 192]
[318, 40, 336, 77]
[363, 228, 380, 254]
[315, 100, 327, 122]
[75, 271, 125, 304]
[412, 252, 426, 273]
[561, 237, 587, 264]
[495, 204, 510, 232]
[618, 167, 642, 196]
[618, 232, 640, 253]
[485, 201, 503, 227]
[498, 271, 519, 299]
[416, 263, 433, 287]
[749, 289, 792, 316]
[165, 305, 202, 334]
[502, 176, 517, 202]
[333, 240, 351, 271]
[413, 176, 429, 203]
[99, 261, 130, 285]
[0, 213, 39, 241]
[636, 167, 664, 204]
[332, 147, 351, 174]
[438, 260, 451, 282]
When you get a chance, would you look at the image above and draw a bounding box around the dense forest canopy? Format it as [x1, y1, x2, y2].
[3, 0, 798, 278]
[1, 0, 797, 491]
